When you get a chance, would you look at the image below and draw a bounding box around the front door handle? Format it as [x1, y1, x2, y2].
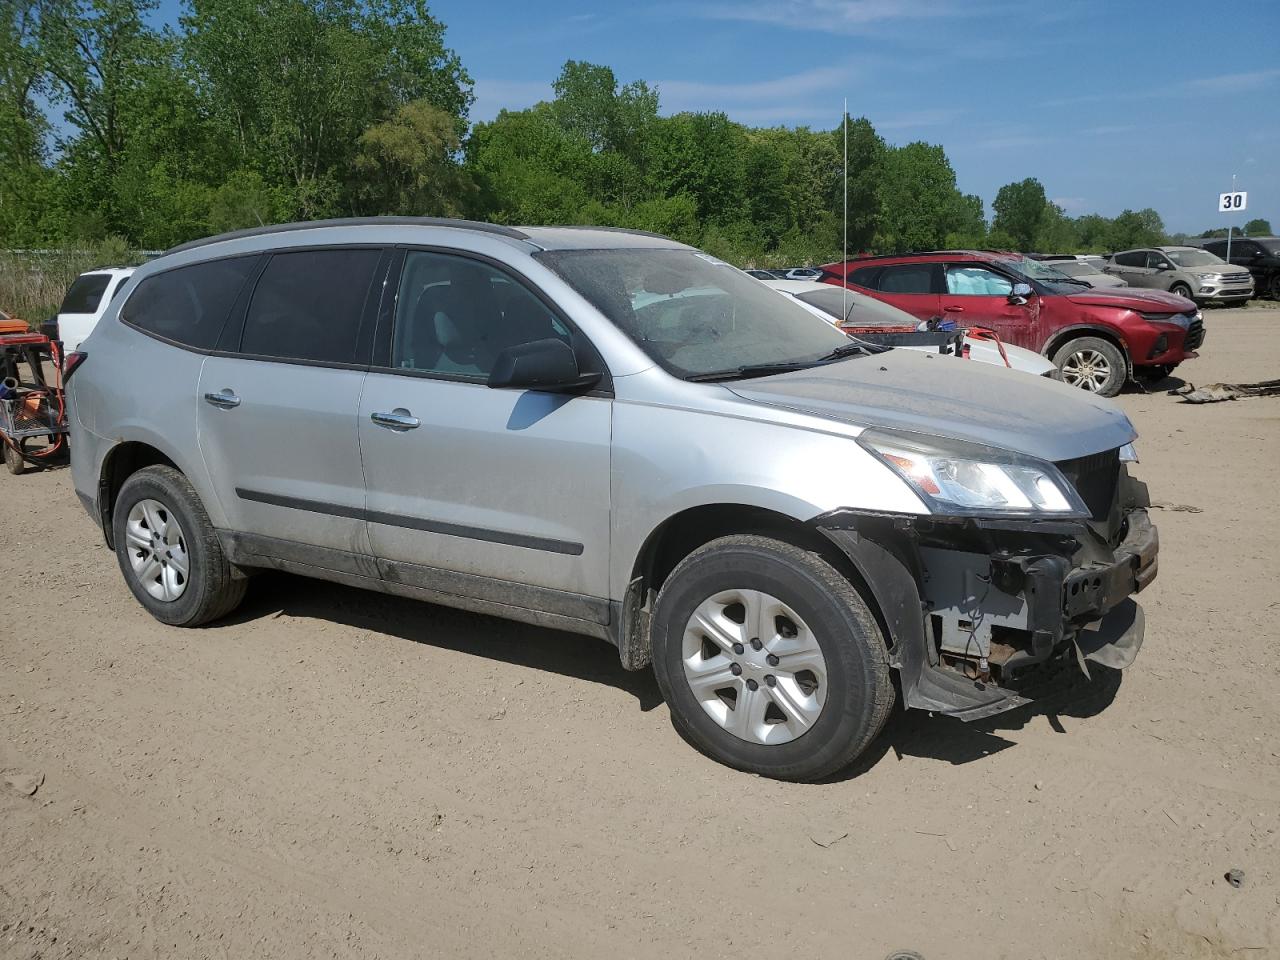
[204, 390, 241, 409]
[943, 305, 965, 313]
[371, 409, 420, 431]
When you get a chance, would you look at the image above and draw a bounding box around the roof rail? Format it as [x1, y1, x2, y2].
[161, 217, 530, 257]
[524, 224, 675, 241]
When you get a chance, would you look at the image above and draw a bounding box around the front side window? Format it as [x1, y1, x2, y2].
[241, 249, 380, 364]
[122, 257, 258, 349]
[60, 274, 112, 315]
[1145, 252, 1171, 269]
[946, 266, 1013, 296]
[878, 264, 935, 294]
[537, 248, 851, 379]
[391, 251, 572, 378]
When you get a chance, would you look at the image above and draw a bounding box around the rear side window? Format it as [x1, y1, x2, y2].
[241, 249, 381, 364]
[1113, 251, 1145, 267]
[122, 257, 258, 349]
[60, 274, 111, 315]
[878, 264, 935, 294]
[1201, 242, 1225, 255]
[848, 266, 882, 289]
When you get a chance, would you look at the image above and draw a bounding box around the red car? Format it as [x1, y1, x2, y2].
[820, 251, 1204, 396]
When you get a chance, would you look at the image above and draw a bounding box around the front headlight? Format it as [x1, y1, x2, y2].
[858, 428, 1089, 517]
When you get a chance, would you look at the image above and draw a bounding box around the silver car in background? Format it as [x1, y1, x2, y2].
[1105, 246, 1253, 304]
[68, 218, 1157, 781]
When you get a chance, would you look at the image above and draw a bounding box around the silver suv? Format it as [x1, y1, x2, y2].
[68, 218, 1157, 781]
[1105, 246, 1253, 304]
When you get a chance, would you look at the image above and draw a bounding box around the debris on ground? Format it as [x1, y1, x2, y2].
[3, 770, 44, 797]
[1150, 502, 1204, 513]
[1225, 868, 1245, 888]
[1170, 379, 1280, 403]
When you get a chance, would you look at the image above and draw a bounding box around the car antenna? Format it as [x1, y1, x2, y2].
[842, 98, 849, 325]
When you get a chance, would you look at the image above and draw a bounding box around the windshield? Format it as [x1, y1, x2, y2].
[1048, 260, 1097, 277]
[536, 249, 853, 379]
[1166, 249, 1223, 267]
[795, 287, 918, 326]
[994, 255, 1088, 294]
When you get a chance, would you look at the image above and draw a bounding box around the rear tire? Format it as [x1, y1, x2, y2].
[1053, 336, 1127, 397]
[112, 465, 246, 626]
[651, 535, 893, 782]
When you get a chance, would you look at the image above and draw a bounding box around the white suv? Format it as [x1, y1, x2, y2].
[51, 267, 135, 352]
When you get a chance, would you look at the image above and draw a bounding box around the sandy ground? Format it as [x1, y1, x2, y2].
[3, 307, 1278, 960]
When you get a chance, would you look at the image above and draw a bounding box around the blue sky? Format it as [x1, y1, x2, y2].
[150, 0, 1279, 233]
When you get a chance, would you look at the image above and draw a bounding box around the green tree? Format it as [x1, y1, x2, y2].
[353, 98, 474, 216]
[182, 0, 470, 219]
[1244, 218, 1272, 235]
[1108, 208, 1165, 250]
[992, 177, 1048, 250]
[876, 141, 970, 253]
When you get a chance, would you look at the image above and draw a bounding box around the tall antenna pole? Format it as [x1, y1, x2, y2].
[842, 98, 848, 324]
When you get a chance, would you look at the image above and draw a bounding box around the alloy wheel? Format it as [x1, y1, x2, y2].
[125, 498, 190, 602]
[681, 589, 828, 745]
[1060, 349, 1112, 392]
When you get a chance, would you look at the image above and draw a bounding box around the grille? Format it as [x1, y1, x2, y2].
[1186, 319, 1205, 349]
[1056, 449, 1120, 522]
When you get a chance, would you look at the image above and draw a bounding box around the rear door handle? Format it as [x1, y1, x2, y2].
[943, 306, 965, 313]
[204, 390, 241, 409]
[371, 409, 420, 431]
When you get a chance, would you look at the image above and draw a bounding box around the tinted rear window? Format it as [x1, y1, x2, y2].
[122, 257, 259, 349]
[879, 264, 935, 294]
[240, 249, 381, 364]
[848, 266, 882, 289]
[60, 274, 112, 315]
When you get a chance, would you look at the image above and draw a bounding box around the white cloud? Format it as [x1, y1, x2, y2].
[696, 0, 989, 33]
[1181, 68, 1280, 94]
[655, 65, 854, 110]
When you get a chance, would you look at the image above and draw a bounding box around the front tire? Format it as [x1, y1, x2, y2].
[112, 465, 246, 626]
[1170, 282, 1194, 301]
[651, 535, 893, 781]
[1053, 336, 1127, 397]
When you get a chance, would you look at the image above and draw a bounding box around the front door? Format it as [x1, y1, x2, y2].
[938, 263, 1040, 350]
[358, 249, 612, 614]
[197, 246, 384, 555]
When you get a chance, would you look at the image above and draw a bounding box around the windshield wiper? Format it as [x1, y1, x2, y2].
[1046, 276, 1091, 287]
[687, 342, 880, 383]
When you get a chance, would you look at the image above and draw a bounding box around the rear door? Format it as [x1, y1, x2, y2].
[1108, 251, 1151, 287]
[358, 248, 612, 612]
[197, 246, 386, 556]
[863, 263, 941, 321]
[938, 263, 1040, 349]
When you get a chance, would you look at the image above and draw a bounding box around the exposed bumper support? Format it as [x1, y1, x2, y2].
[813, 503, 1155, 721]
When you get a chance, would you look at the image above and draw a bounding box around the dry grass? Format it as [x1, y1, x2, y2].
[0, 237, 140, 327]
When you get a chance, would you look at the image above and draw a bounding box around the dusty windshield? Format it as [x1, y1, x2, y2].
[536, 249, 855, 379]
[1166, 249, 1223, 267]
[998, 256, 1089, 294]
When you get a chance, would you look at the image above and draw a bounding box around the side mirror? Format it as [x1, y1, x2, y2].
[1008, 282, 1033, 305]
[487, 338, 601, 392]
[1156, 261, 1173, 271]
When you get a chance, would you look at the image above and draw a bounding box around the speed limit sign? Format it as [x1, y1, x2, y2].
[1219, 191, 1248, 212]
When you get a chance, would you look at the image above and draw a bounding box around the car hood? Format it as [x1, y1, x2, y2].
[727, 349, 1135, 463]
[1084, 273, 1128, 287]
[1063, 287, 1195, 311]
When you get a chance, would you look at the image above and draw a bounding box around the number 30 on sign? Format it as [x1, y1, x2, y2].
[1219, 191, 1248, 212]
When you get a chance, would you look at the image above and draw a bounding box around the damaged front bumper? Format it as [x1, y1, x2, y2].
[813, 489, 1157, 721]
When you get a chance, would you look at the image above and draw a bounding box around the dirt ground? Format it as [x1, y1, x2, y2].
[3, 307, 1278, 960]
